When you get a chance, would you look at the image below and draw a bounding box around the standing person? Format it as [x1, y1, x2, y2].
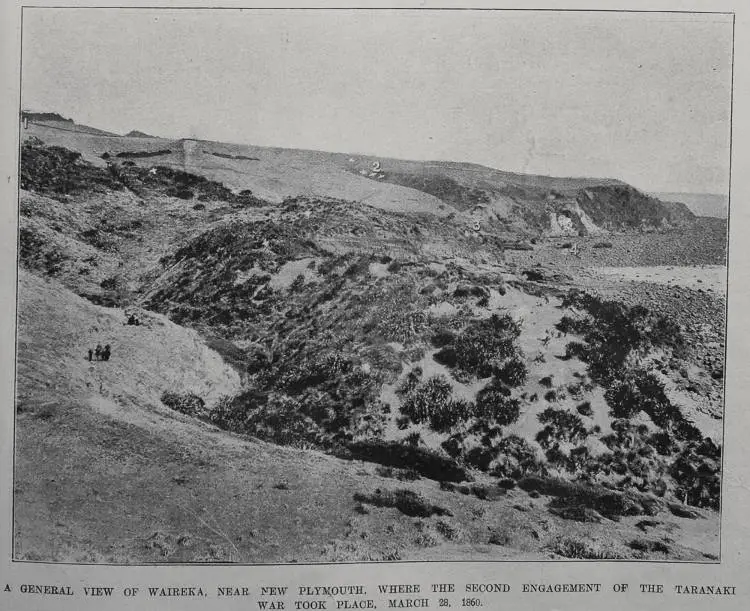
[95, 344, 102, 361]
[88, 348, 93, 362]
[103, 344, 111, 361]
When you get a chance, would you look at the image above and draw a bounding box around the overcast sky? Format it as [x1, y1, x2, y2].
[21, 8, 733, 194]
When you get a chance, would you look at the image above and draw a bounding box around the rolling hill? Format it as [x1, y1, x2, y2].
[13, 114, 724, 563]
[22, 117, 695, 234]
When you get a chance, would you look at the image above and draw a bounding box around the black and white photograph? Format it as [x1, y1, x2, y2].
[13, 7, 731, 564]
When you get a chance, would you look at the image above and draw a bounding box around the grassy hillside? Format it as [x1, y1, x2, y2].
[15, 270, 719, 563]
[23, 119, 695, 233]
[13, 130, 724, 563]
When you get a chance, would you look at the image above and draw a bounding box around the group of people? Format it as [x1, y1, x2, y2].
[88, 344, 111, 362]
[127, 313, 141, 326]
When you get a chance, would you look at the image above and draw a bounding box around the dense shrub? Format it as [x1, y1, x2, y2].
[161, 391, 205, 417]
[399, 375, 474, 432]
[342, 440, 469, 482]
[604, 372, 686, 433]
[166, 186, 194, 199]
[559, 290, 684, 385]
[430, 327, 456, 348]
[375, 465, 421, 481]
[429, 398, 475, 433]
[670, 439, 721, 509]
[519, 476, 657, 521]
[547, 536, 624, 559]
[448, 314, 522, 378]
[20, 139, 123, 195]
[536, 408, 588, 449]
[18, 226, 66, 276]
[495, 357, 528, 388]
[353, 489, 452, 518]
[490, 435, 544, 479]
[555, 315, 583, 335]
[209, 391, 322, 447]
[396, 367, 423, 397]
[433, 346, 458, 367]
[441, 434, 464, 459]
[539, 375, 554, 388]
[400, 375, 452, 425]
[628, 538, 670, 554]
[474, 384, 521, 426]
[576, 401, 594, 417]
[464, 446, 497, 471]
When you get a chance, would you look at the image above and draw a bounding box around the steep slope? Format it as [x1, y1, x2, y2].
[16, 270, 242, 410]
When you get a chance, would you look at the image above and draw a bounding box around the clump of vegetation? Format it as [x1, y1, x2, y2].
[539, 375, 554, 388]
[434, 313, 522, 378]
[576, 401, 593, 417]
[536, 408, 588, 449]
[161, 391, 206, 417]
[670, 438, 721, 509]
[342, 440, 469, 482]
[490, 435, 544, 479]
[400, 375, 450, 423]
[210, 392, 321, 448]
[546, 536, 624, 559]
[353, 489, 452, 518]
[18, 226, 66, 277]
[375, 465, 421, 482]
[628, 538, 671, 554]
[554, 289, 719, 509]
[399, 374, 474, 433]
[20, 140, 268, 206]
[20, 138, 123, 196]
[519, 475, 658, 521]
[495, 356, 528, 388]
[604, 372, 685, 432]
[559, 290, 685, 385]
[474, 380, 521, 426]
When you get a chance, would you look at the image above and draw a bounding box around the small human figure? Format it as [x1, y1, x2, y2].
[95, 344, 103, 361]
[103, 344, 111, 361]
[88, 348, 93, 362]
[127, 314, 136, 326]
